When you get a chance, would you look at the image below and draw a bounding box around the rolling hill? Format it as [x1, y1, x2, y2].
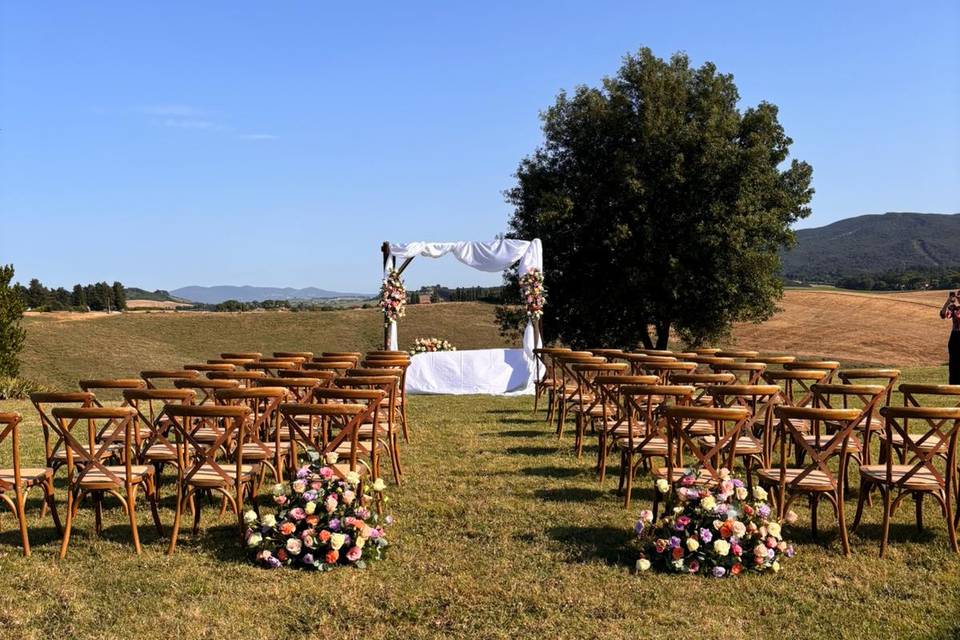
[781, 211, 960, 281]
[171, 285, 371, 304]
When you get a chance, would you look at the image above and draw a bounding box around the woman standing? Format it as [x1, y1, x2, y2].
[940, 290, 960, 384]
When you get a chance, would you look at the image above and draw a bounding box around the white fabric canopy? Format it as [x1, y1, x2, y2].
[404, 348, 534, 395]
[385, 237, 544, 359]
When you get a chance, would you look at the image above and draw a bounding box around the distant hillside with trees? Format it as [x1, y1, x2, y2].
[781, 212, 960, 284]
[13, 278, 129, 312]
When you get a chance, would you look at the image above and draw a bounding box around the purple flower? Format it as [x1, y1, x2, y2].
[302, 491, 317, 502]
[635, 521, 646, 536]
[266, 555, 281, 569]
[328, 518, 341, 531]
[385, 515, 394, 525]
[786, 545, 795, 558]
[676, 515, 691, 528]
[668, 536, 681, 549]
[758, 504, 771, 518]
[699, 528, 713, 543]
[732, 479, 745, 488]
[296, 466, 311, 479]
[302, 553, 314, 566]
[767, 548, 776, 559]
[712, 566, 726, 578]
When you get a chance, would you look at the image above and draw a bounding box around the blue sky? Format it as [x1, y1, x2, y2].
[1, 1, 958, 293]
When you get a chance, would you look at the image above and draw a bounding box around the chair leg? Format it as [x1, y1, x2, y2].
[147, 477, 163, 536]
[852, 481, 869, 532]
[623, 454, 634, 509]
[45, 477, 63, 536]
[127, 486, 142, 555]
[93, 492, 104, 536]
[879, 488, 892, 558]
[59, 490, 75, 560]
[945, 489, 959, 553]
[15, 487, 31, 556]
[167, 487, 186, 555]
[836, 491, 850, 557]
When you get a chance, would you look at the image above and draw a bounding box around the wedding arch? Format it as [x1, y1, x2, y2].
[379, 237, 544, 395]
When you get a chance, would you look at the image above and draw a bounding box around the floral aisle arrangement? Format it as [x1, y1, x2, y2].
[246, 458, 392, 570]
[634, 469, 796, 577]
[380, 268, 407, 327]
[409, 337, 457, 355]
[518, 267, 546, 319]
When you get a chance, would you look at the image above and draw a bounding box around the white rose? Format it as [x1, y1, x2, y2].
[713, 540, 731, 556]
[304, 501, 316, 515]
[345, 471, 361, 486]
[330, 532, 347, 551]
[372, 478, 387, 492]
[286, 538, 302, 555]
[246, 533, 262, 547]
[735, 487, 748, 500]
[243, 509, 258, 525]
[768, 522, 782, 539]
[753, 486, 768, 501]
[686, 538, 699, 552]
[636, 558, 651, 572]
[732, 521, 747, 538]
[656, 478, 670, 494]
[324, 452, 339, 464]
[261, 514, 277, 528]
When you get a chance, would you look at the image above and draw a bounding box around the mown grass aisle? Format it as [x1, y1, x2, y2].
[1, 393, 960, 639]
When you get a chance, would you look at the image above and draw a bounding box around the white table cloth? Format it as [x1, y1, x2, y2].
[404, 348, 535, 395]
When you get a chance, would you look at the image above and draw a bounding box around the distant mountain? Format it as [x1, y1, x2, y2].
[781, 212, 960, 281]
[171, 285, 371, 304]
[124, 287, 188, 303]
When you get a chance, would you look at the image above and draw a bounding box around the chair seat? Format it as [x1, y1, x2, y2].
[859, 465, 943, 490]
[192, 427, 226, 443]
[698, 434, 763, 455]
[609, 422, 647, 438]
[142, 444, 189, 462]
[877, 432, 945, 452]
[186, 463, 257, 487]
[651, 467, 720, 484]
[0, 466, 53, 488]
[573, 404, 616, 417]
[77, 465, 153, 489]
[684, 419, 717, 436]
[757, 468, 835, 491]
[799, 434, 862, 452]
[238, 442, 291, 460]
[616, 435, 667, 454]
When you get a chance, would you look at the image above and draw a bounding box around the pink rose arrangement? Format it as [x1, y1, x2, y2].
[635, 468, 795, 577]
[409, 337, 456, 355]
[518, 267, 546, 319]
[246, 461, 392, 570]
[380, 268, 407, 327]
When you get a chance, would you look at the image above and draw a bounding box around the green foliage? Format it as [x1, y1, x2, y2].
[0, 375, 48, 400]
[0, 264, 27, 377]
[836, 268, 960, 291]
[506, 48, 813, 348]
[112, 281, 127, 310]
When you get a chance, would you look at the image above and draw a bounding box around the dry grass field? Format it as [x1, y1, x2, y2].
[2, 295, 960, 639]
[733, 289, 951, 366]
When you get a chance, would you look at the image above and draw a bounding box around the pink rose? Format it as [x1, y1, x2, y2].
[345, 546, 362, 562]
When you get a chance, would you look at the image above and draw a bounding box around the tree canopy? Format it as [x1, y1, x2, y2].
[506, 48, 813, 348]
[0, 265, 26, 377]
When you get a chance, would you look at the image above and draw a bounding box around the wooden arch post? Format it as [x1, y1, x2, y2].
[381, 241, 415, 350]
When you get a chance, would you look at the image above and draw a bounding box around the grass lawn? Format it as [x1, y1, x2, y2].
[2, 312, 959, 638]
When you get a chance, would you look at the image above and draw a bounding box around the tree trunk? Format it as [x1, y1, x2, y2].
[640, 322, 654, 349]
[654, 319, 671, 350]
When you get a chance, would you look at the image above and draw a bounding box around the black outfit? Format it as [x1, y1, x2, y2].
[950, 330, 960, 385]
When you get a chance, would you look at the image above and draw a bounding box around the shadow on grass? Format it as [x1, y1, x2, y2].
[480, 428, 548, 438]
[519, 466, 588, 479]
[496, 417, 543, 426]
[504, 445, 561, 456]
[547, 524, 636, 565]
[0, 525, 61, 550]
[534, 487, 606, 502]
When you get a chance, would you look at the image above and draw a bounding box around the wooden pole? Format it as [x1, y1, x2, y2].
[381, 242, 390, 349]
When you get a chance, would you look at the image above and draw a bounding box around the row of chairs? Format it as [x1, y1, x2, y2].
[0, 349, 413, 557]
[534, 346, 960, 556]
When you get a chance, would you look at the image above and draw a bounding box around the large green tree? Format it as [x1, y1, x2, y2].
[506, 48, 813, 348]
[0, 265, 27, 377]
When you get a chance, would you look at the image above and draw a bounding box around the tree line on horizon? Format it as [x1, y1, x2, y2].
[13, 277, 127, 312]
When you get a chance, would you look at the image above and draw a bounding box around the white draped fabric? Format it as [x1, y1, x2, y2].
[384, 238, 544, 359]
[404, 348, 534, 395]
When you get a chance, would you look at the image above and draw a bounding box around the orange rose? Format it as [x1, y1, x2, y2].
[305, 515, 320, 527]
[279, 522, 296, 536]
[318, 530, 331, 543]
[719, 523, 733, 539]
[671, 546, 684, 560]
[731, 563, 743, 575]
[325, 549, 339, 564]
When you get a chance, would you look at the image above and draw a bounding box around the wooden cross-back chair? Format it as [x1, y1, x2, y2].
[703, 384, 782, 484]
[615, 384, 694, 509]
[532, 347, 571, 421]
[335, 375, 403, 484]
[361, 357, 411, 442]
[670, 372, 736, 407]
[324, 352, 364, 367]
[122, 388, 196, 479]
[622, 353, 677, 376]
[208, 358, 256, 367]
[709, 361, 766, 385]
[694, 347, 721, 356]
[0, 412, 61, 556]
[220, 352, 262, 361]
[79, 378, 150, 450]
[811, 383, 888, 468]
[681, 354, 735, 372]
[837, 368, 901, 430]
[638, 349, 677, 357]
[173, 377, 239, 405]
[853, 406, 960, 556]
[748, 355, 797, 367]
[594, 374, 658, 485]
[244, 360, 299, 376]
[759, 406, 862, 555]
[183, 363, 236, 373]
[215, 386, 290, 485]
[763, 368, 832, 410]
[163, 404, 255, 554]
[256, 376, 323, 402]
[279, 387, 386, 481]
[661, 405, 752, 494]
[52, 406, 162, 558]
[30, 391, 97, 480]
[887, 384, 960, 465]
[141, 369, 200, 389]
[569, 361, 629, 458]
[550, 353, 603, 437]
[278, 369, 336, 388]
[206, 369, 267, 388]
[645, 360, 697, 384]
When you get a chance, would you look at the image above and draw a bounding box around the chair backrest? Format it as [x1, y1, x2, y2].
[694, 347, 721, 355]
[141, 369, 200, 389]
[784, 360, 840, 383]
[173, 377, 239, 404]
[51, 406, 138, 487]
[771, 406, 862, 494]
[123, 388, 196, 458]
[665, 405, 751, 482]
[162, 404, 252, 487]
[619, 384, 694, 452]
[646, 360, 698, 383]
[811, 383, 887, 433]
[30, 391, 96, 465]
[208, 357, 256, 366]
[244, 361, 299, 374]
[878, 406, 960, 490]
[78, 379, 146, 407]
[762, 368, 831, 407]
[278, 369, 336, 386]
[221, 352, 262, 361]
[255, 376, 323, 401]
[320, 352, 362, 368]
[0, 412, 24, 491]
[274, 351, 314, 360]
[898, 383, 960, 408]
[638, 349, 677, 357]
[259, 356, 307, 366]
[303, 361, 355, 374]
[206, 369, 268, 388]
[215, 386, 288, 442]
[747, 355, 797, 366]
[183, 363, 236, 373]
[709, 361, 766, 385]
[714, 349, 759, 360]
[589, 348, 626, 361]
[837, 368, 901, 406]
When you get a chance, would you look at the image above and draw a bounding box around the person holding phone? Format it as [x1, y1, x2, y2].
[940, 290, 960, 384]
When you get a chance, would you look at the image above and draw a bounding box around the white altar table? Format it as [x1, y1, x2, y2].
[404, 348, 535, 395]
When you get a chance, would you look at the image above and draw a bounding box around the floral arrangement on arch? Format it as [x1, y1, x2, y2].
[409, 337, 457, 355]
[380, 268, 407, 327]
[518, 267, 546, 320]
[245, 455, 392, 570]
[634, 469, 796, 577]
